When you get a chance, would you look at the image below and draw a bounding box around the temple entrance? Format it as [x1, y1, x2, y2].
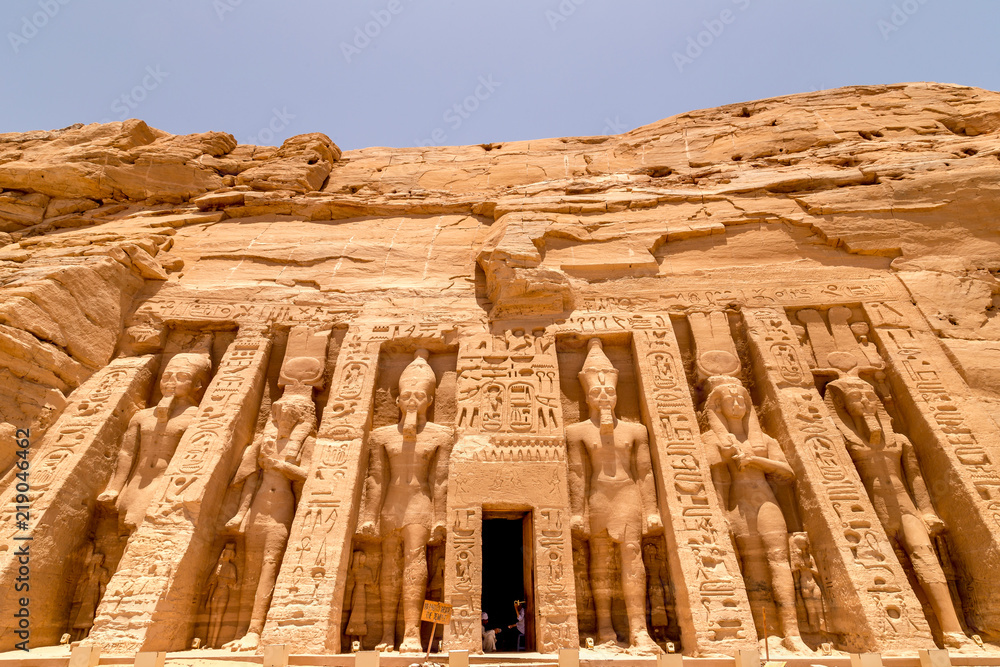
[481, 512, 534, 653]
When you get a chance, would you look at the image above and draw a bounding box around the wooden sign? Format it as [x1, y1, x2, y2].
[421, 600, 453, 624]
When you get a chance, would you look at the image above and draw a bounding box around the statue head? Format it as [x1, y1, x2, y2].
[221, 543, 235, 561]
[271, 392, 316, 438]
[397, 349, 436, 435]
[159, 352, 211, 402]
[704, 376, 750, 423]
[579, 339, 618, 430]
[826, 377, 884, 446]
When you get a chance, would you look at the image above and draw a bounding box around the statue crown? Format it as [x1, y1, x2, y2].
[579, 338, 618, 391]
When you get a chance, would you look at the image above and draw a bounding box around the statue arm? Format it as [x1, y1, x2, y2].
[751, 435, 796, 480]
[431, 430, 454, 543]
[566, 430, 587, 536]
[99, 417, 140, 501]
[703, 430, 732, 510]
[635, 426, 662, 535]
[226, 438, 262, 531]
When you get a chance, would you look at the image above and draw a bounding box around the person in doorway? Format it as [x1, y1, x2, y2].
[482, 612, 501, 653]
[508, 600, 526, 651]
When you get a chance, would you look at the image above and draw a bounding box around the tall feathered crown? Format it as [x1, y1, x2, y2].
[399, 348, 436, 394]
[578, 338, 618, 392]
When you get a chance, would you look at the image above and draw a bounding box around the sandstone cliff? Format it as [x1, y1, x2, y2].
[1, 81, 998, 469]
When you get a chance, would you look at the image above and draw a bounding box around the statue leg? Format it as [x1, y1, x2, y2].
[377, 533, 403, 651]
[899, 514, 965, 647]
[758, 501, 808, 651]
[225, 521, 267, 650]
[399, 524, 430, 652]
[246, 520, 290, 637]
[589, 534, 618, 645]
[208, 589, 230, 648]
[620, 533, 659, 653]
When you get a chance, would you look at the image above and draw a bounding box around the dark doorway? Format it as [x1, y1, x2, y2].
[482, 513, 534, 652]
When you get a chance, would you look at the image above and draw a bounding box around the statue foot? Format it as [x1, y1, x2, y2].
[398, 635, 423, 653]
[780, 635, 813, 653]
[224, 632, 260, 652]
[597, 629, 619, 646]
[374, 640, 395, 652]
[942, 632, 971, 650]
[627, 630, 663, 655]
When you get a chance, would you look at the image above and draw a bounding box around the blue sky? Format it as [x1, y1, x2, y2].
[3, 1, 998, 150]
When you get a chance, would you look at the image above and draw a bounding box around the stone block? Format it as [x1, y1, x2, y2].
[134, 652, 166, 667]
[68, 645, 100, 667]
[356, 650, 380, 667]
[264, 644, 290, 667]
[918, 649, 951, 667]
[850, 653, 883, 667]
[559, 648, 580, 667]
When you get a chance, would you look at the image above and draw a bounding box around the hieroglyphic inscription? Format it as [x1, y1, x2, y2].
[866, 305, 1000, 631]
[88, 327, 272, 653]
[632, 326, 755, 652]
[134, 297, 357, 327]
[0, 357, 156, 651]
[446, 506, 482, 651]
[456, 331, 562, 440]
[741, 307, 932, 650]
[577, 278, 902, 313]
[535, 507, 577, 653]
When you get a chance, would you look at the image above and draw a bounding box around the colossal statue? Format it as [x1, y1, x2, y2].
[702, 375, 810, 652]
[224, 391, 315, 651]
[97, 350, 211, 534]
[566, 338, 661, 653]
[358, 349, 455, 652]
[826, 376, 969, 649]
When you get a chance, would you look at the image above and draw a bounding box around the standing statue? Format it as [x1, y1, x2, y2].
[788, 532, 826, 634]
[702, 375, 810, 652]
[825, 376, 968, 649]
[345, 551, 375, 643]
[358, 349, 455, 652]
[224, 392, 314, 651]
[205, 543, 239, 649]
[565, 338, 661, 653]
[69, 549, 109, 641]
[98, 350, 211, 533]
[642, 541, 671, 642]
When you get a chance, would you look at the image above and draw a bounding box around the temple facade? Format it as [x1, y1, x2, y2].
[1, 82, 1000, 659]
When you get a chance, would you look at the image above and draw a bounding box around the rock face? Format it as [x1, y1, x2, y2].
[1, 82, 1000, 659]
